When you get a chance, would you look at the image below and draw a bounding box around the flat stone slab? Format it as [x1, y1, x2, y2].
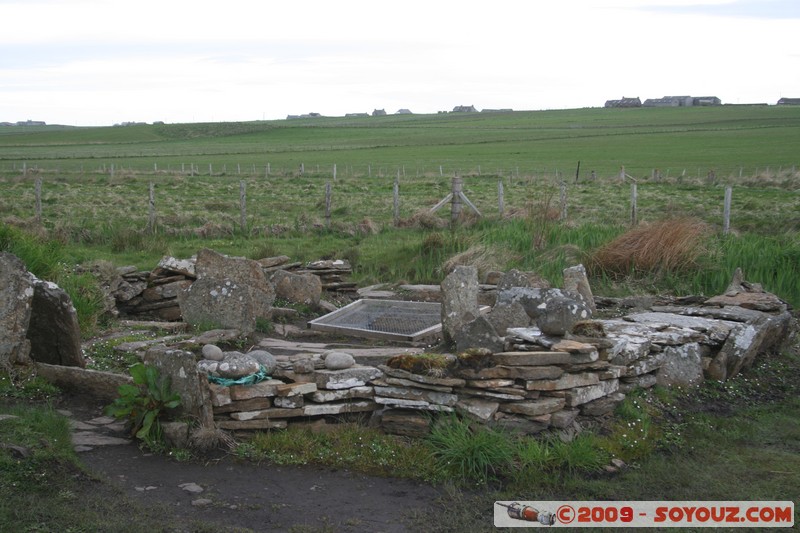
[315, 366, 383, 390]
[71, 431, 131, 447]
[492, 351, 571, 366]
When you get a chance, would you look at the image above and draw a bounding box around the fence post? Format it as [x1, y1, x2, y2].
[325, 181, 332, 228]
[333, 163, 337, 181]
[498, 180, 504, 217]
[35, 177, 42, 222]
[301, 163, 304, 175]
[723, 186, 732, 235]
[239, 181, 247, 233]
[110, 164, 114, 178]
[237, 163, 241, 175]
[559, 181, 567, 221]
[266, 162, 270, 177]
[630, 180, 638, 226]
[393, 173, 400, 226]
[368, 164, 371, 178]
[451, 176, 463, 226]
[439, 165, 443, 177]
[147, 182, 156, 233]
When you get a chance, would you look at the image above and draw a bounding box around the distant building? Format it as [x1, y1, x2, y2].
[395, 109, 413, 115]
[287, 112, 322, 119]
[15, 120, 46, 126]
[604, 97, 641, 108]
[372, 109, 387, 116]
[643, 96, 693, 107]
[693, 96, 722, 106]
[777, 98, 800, 105]
[452, 105, 478, 113]
[642, 95, 721, 107]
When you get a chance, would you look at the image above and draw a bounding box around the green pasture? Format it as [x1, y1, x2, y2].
[1, 105, 799, 310]
[1, 105, 799, 178]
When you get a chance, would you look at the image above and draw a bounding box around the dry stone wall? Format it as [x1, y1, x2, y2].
[189, 266, 792, 438]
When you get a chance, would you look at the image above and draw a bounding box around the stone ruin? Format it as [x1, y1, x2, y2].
[0, 248, 794, 443]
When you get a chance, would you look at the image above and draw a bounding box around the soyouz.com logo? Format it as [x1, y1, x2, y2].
[494, 501, 795, 528]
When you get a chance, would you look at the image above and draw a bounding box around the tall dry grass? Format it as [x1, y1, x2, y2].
[589, 217, 711, 276]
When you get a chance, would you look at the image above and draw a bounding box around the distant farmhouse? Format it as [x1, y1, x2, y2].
[395, 109, 413, 115]
[8, 120, 47, 126]
[642, 95, 721, 107]
[287, 112, 322, 119]
[452, 105, 478, 113]
[777, 98, 800, 105]
[605, 95, 722, 108]
[604, 97, 642, 108]
[372, 109, 387, 116]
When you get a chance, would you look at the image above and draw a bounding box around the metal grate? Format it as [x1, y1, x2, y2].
[308, 299, 442, 342]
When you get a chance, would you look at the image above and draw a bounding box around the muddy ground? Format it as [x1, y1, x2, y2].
[63, 392, 460, 533]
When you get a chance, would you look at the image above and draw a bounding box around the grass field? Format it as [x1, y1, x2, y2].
[1, 105, 799, 310]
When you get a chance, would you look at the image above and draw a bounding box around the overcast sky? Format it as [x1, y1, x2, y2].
[1, 0, 798, 126]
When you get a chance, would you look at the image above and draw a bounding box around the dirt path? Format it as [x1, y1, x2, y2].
[66, 396, 444, 533]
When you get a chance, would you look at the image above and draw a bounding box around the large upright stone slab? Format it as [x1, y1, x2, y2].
[27, 280, 85, 367]
[563, 264, 595, 313]
[441, 266, 480, 346]
[144, 346, 212, 426]
[179, 248, 275, 334]
[0, 252, 34, 370]
[179, 278, 262, 334]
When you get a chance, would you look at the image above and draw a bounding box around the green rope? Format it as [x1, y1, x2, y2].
[206, 365, 270, 387]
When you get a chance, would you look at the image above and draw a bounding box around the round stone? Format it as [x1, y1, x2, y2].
[197, 360, 219, 375]
[323, 350, 356, 370]
[217, 352, 260, 378]
[247, 350, 277, 374]
[201, 344, 224, 361]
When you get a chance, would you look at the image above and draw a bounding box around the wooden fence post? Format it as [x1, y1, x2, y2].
[325, 182, 332, 228]
[630, 180, 638, 226]
[333, 163, 337, 181]
[209, 163, 213, 175]
[110, 164, 114, 178]
[35, 177, 42, 222]
[147, 182, 156, 233]
[239, 181, 247, 233]
[559, 181, 567, 221]
[498, 180, 504, 217]
[451, 176, 463, 225]
[723, 186, 732, 235]
[300, 163, 304, 175]
[393, 173, 400, 226]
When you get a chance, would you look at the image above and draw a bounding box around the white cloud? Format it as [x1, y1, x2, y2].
[0, 0, 797, 124]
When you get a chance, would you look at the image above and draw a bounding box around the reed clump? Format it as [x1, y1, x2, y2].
[590, 217, 711, 276]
